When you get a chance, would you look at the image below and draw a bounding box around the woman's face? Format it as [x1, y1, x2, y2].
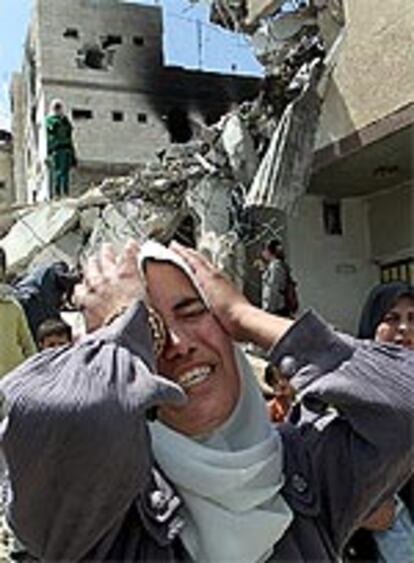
[375, 296, 414, 349]
[145, 262, 241, 436]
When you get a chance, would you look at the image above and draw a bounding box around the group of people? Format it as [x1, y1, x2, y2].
[0, 237, 412, 562]
[0, 247, 75, 379]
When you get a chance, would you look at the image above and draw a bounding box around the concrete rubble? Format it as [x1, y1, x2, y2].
[1, 204, 79, 273]
[0, 0, 345, 293]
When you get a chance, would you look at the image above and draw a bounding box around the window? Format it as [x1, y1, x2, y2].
[381, 258, 414, 285]
[72, 108, 93, 120]
[166, 107, 192, 143]
[101, 35, 122, 49]
[63, 28, 79, 39]
[0, 181, 6, 190]
[137, 113, 147, 124]
[322, 200, 342, 235]
[79, 45, 106, 70]
[133, 36, 144, 46]
[112, 111, 124, 122]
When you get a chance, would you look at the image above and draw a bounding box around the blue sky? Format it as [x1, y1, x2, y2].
[0, 0, 262, 130]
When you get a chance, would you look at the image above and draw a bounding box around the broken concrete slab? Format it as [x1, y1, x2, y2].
[220, 113, 259, 185]
[198, 230, 246, 290]
[314, 0, 345, 51]
[0, 203, 79, 273]
[28, 229, 84, 271]
[84, 198, 185, 257]
[252, 17, 320, 75]
[186, 176, 234, 237]
[246, 59, 322, 213]
[79, 206, 101, 236]
[245, 0, 285, 29]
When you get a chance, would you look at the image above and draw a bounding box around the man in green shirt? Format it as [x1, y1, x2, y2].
[46, 99, 76, 198]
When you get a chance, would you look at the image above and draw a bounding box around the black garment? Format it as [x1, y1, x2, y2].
[400, 479, 414, 521]
[358, 281, 414, 339]
[13, 263, 79, 341]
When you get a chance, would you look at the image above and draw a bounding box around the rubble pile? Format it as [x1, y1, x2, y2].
[0, 104, 258, 276]
[0, 0, 345, 287]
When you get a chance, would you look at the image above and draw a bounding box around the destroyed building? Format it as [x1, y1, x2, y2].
[203, 0, 413, 331]
[1, 0, 413, 335]
[11, 0, 260, 204]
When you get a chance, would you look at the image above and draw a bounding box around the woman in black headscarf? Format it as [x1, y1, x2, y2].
[345, 281, 414, 562]
[358, 281, 414, 346]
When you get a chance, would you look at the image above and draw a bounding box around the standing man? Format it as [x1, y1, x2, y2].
[46, 99, 76, 199]
[0, 248, 37, 378]
[261, 238, 298, 317]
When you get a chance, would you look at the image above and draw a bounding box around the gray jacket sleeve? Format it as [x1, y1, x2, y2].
[0, 302, 185, 562]
[269, 311, 414, 549]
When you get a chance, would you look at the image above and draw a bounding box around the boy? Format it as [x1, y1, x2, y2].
[37, 318, 73, 350]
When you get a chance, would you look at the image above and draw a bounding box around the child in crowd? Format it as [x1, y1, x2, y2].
[36, 318, 73, 350]
[264, 363, 297, 423]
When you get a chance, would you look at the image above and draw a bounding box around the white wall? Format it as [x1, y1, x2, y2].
[316, 0, 414, 149]
[287, 195, 377, 334]
[366, 182, 413, 264]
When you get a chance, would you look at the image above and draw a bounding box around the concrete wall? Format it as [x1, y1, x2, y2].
[366, 181, 413, 264]
[0, 143, 14, 207]
[316, 0, 414, 148]
[287, 181, 413, 333]
[10, 73, 28, 204]
[43, 85, 169, 164]
[287, 195, 376, 334]
[37, 0, 163, 89]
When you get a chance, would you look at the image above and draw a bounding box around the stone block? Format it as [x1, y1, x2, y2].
[0, 202, 79, 273]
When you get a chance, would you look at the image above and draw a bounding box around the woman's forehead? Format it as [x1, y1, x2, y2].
[391, 295, 414, 309]
[146, 261, 199, 296]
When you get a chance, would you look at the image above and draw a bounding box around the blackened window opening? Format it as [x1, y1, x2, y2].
[64, 28, 79, 39]
[166, 108, 193, 143]
[81, 45, 106, 70]
[133, 36, 145, 46]
[72, 109, 93, 120]
[101, 35, 122, 48]
[323, 200, 343, 235]
[112, 111, 124, 122]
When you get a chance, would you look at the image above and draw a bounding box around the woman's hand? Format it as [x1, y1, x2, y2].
[74, 240, 144, 332]
[170, 241, 252, 340]
[170, 241, 293, 348]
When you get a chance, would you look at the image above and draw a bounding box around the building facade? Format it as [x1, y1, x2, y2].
[286, 0, 413, 332]
[0, 131, 14, 208]
[11, 0, 259, 203]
